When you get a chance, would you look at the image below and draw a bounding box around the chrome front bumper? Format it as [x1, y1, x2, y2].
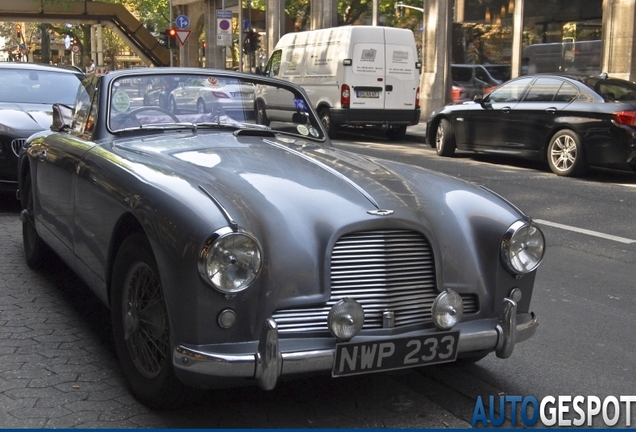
[173, 297, 537, 391]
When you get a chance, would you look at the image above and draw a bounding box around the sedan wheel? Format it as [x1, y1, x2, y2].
[547, 130, 588, 176]
[169, 96, 179, 114]
[435, 118, 456, 157]
[111, 233, 188, 409]
[196, 98, 206, 114]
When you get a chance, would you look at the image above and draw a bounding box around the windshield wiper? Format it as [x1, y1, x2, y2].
[113, 122, 198, 134]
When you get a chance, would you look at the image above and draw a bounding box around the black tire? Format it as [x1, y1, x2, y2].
[255, 99, 270, 126]
[319, 107, 338, 138]
[547, 129, 588, 177]
[435, 118, 456, 157]
[21, 174, 51, 269]
[386, 125, 407, 141]
[169, 96, 179, 114]
[196, 98, 207, 114]
[111, 233, 188, 409]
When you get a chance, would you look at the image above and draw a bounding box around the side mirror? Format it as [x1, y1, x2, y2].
[51, 103, 73, 131]
[474, 94, 491, 108]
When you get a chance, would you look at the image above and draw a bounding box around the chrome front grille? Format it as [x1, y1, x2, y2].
[272, 229, 478, 333]
[11, 139, 26, 157]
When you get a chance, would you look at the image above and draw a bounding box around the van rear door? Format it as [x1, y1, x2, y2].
[383, 28, 419, 111]
[348, 28, 418, 112]
[348, 28, 387, 111]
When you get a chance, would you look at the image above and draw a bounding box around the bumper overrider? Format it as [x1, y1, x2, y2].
[173, 294, 537, 391]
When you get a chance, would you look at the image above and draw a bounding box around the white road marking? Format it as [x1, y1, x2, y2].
[534, 219, 636, 244]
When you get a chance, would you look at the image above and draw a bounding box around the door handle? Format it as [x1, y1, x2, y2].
[385, 85, 393, 91]
[546, 107, 557, 114]
[501, 106, 511, 113]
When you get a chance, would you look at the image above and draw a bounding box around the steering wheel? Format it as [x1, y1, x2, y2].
[119, 106, 180, 125]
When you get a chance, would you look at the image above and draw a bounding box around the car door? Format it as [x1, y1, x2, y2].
[32, 76, 98, 263]
[507, 77, 578, 156]
[459, 77, 533, 149]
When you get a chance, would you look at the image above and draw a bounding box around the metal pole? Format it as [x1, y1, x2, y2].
[169, 0, 173, 66]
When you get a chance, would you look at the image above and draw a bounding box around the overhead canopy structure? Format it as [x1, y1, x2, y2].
[0, 0, 170, 66]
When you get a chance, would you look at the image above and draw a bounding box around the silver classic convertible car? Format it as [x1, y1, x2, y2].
[17, 68, 545, 409]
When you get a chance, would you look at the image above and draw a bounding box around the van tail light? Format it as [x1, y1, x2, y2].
[613, 110, 636, 126]
[341, 84, 350, 108]
[415, 87, 420, 108]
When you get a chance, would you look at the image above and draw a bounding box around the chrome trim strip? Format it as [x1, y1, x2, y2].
[198, 185, 238, 232]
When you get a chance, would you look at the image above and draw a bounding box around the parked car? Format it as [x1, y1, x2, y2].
[0, 62, 83, 194]
[18, 67, 545, 409]
[451, 64, 511, 101]
[427, 73, 636, 176]
[168, 75, 255, 115]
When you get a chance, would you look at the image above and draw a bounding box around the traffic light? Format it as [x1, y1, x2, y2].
[250, 32, 261, 52]
[16, 26, 22, 40]
[158, 30, 168, 47]
[167, 28, 177, 49]
[243, 31, 262, 54]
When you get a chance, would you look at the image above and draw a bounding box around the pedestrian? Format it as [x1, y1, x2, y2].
[87, 59, 95, 74]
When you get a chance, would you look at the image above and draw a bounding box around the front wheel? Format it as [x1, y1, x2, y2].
[169, 96, 179, 114]
[111, 233, 189, 409]
[435, 118, 456, 157]
[547, 130, 588, 176]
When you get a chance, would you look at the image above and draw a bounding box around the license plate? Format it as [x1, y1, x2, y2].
[356, 90, 379, 98]
[332, 331, 459, 377]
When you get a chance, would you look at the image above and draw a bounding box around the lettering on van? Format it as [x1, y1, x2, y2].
[360, 49, 377, 62]
[392, 50, 409, 64]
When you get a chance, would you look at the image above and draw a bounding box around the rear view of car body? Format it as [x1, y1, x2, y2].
[263, 26, 421, 139]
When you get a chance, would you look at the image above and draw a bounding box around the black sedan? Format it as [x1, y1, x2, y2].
[427, 73, 636, 176]
[0, 63, 83, 193]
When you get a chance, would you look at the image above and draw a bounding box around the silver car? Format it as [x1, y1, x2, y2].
[168, 75, 254, 115]
[18, 67, 545, 409]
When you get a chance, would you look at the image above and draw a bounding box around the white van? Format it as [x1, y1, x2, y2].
[260, 26, 421, 139]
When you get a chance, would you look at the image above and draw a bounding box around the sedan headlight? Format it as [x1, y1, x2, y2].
[501, 221, 545, 275]
[199, 228, 262, 294]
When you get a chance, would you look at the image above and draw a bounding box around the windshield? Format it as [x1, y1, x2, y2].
[107, 72, 325, 140]
[0, 68, 82, 105]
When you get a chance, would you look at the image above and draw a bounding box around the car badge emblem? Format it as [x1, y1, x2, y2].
[367, 209, 394, 216]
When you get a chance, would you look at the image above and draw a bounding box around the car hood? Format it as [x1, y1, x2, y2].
[114, 134, 519, 238]
[112, 133, 525, 325]
[0, 102, 52, 133]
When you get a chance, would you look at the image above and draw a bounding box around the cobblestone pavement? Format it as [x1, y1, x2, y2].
[0, 196, 469, 429]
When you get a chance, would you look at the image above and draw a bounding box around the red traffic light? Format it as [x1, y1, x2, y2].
[168, 28, 177, 38]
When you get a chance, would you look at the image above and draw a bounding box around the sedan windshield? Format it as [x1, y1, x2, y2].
[108, 72, 325, 140]
[0, 68, 82, 105]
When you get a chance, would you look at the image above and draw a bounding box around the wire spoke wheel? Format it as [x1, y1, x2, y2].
[122, 261, 169, 379]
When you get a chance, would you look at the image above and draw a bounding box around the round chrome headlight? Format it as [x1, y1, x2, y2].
[501, 221, 545, 275]
[432, 289, 464, 330]
[199, 230, 262, 294]
[328, 298, 365, 341]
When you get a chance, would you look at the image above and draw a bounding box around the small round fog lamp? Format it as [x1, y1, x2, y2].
[431, 289, 464, 330]
[328, 298, 364, 341]
[218, 309, 237, 329]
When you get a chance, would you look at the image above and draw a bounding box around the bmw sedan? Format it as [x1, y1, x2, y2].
[427, 73, 636, 176]
[0, 63, 83, 193]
